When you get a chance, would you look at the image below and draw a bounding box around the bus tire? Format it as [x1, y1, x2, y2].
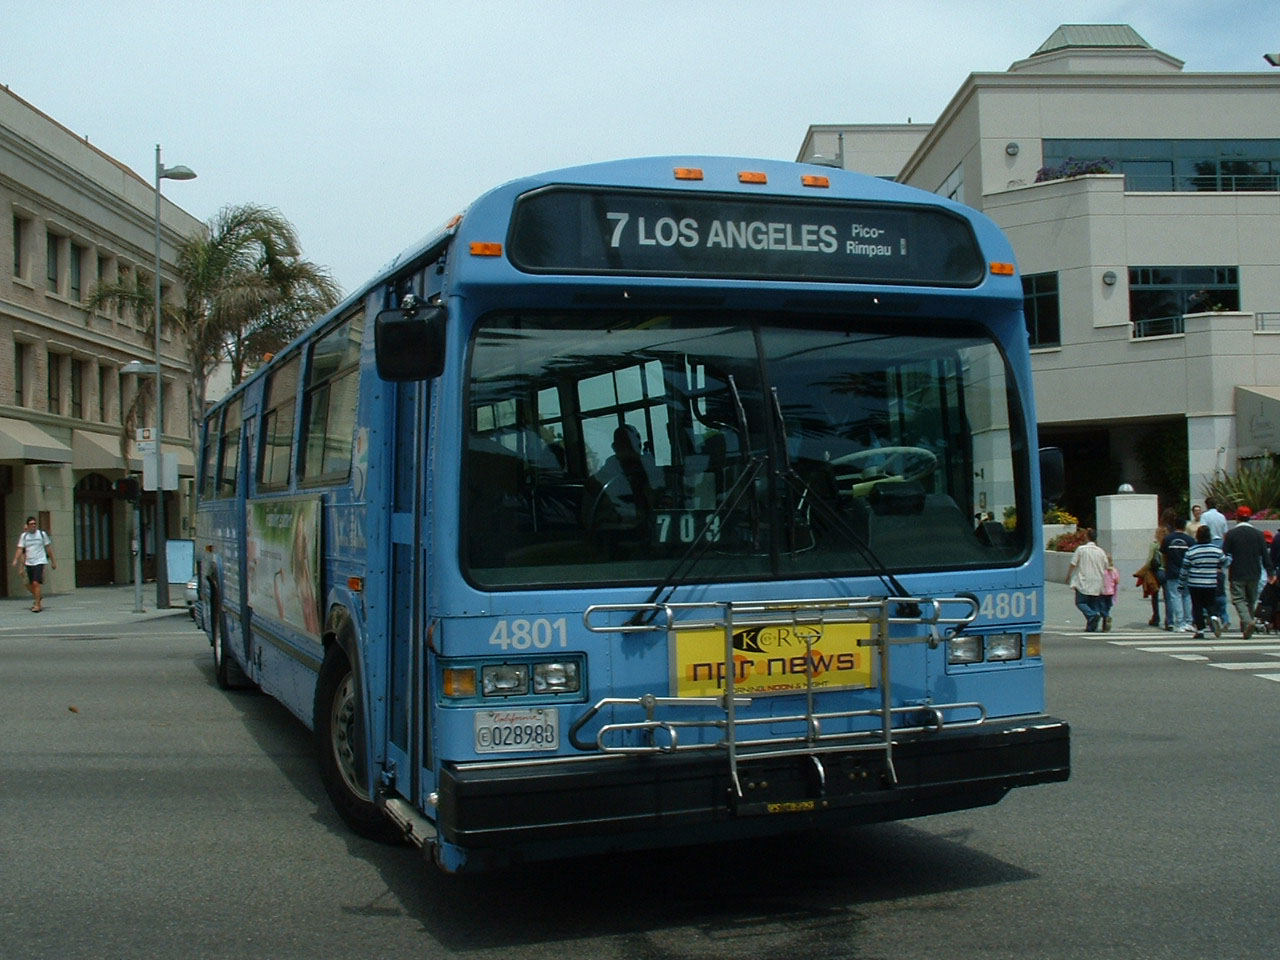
[314, 646, 403, 844]
[210, 590, 249, 690]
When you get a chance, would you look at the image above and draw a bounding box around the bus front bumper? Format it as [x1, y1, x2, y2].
[434, 716, 1069, 859]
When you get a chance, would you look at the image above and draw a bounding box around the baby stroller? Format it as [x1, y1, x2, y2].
[1255, 581, 1280, 634]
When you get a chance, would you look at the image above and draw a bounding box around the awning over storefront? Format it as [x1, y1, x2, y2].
[1236, 385, 1280, 452]
[72, 429, 126, 471]
[0, 417, 73, 464]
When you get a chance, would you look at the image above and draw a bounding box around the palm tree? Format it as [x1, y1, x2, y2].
[88, 203, 342, 458]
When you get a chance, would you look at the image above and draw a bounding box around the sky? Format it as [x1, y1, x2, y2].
[6, 0, 1279, 295]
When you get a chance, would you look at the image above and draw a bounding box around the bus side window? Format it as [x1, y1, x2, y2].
[199, 414, 221, 500]
[301, 313, 363, 482]
[218, 398, 242, 499]
[258, 356, 300, 490]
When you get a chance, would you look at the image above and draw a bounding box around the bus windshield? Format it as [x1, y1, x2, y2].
[464, 311, 1028, 587]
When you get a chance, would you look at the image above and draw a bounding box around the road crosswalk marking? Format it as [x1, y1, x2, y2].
[1087, 632, 1280, 685]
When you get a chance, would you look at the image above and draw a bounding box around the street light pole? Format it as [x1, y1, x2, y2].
[152, 144, 196, 608]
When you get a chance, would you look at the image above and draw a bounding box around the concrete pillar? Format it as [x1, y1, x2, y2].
[1097, 493, 1159, 576]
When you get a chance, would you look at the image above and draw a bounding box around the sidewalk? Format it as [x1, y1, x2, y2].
[0, 583, 192, 635]
[1045, 575, 1178, 634]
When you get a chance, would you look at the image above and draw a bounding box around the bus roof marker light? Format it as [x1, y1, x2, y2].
[738, 171, 768, 184]
[989, 261, 1016, 276]
[801, 175, 830, 188]
[673, 167, 703, 180]
[470, 242, 503, 257]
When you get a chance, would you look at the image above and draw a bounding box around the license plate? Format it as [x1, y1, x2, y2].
[474, 708, 559, 754]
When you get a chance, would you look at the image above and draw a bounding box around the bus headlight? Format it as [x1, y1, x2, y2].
[533, 661, 580, 694]
[947, 636, 984, 664]
[482, 663, 530, 696]
[985, 633, 1022, 661]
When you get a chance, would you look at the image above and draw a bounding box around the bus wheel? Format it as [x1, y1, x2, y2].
[210, 591, 249, 690]
[314, 647, 403, 844]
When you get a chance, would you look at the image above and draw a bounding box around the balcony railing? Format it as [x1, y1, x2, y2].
[1130, 312, 1280, 339]
[1123, 173, 1280, 193]
[1131, 315, 1184, 338]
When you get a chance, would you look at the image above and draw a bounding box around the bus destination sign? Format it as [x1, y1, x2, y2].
[507, 186, 985, 286]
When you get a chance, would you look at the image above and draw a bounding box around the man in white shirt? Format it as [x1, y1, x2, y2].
[12, 516, 55, 612]
[1067, 527, 1109, 632]
[1201, 497, 1229, 542]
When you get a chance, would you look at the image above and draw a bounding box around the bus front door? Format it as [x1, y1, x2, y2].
[385, 378, 433, 810]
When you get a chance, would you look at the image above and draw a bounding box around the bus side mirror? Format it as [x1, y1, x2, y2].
[374, 305, 447, 381]
[1039, 446, 1065, 509]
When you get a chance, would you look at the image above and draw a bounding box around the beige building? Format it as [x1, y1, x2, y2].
[1, 85, 202, 597]
[799, 24, 1280, 522]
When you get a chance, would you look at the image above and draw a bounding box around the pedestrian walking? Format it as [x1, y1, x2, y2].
[12, 516, 56, 613]
[1186, 503, 1204, 538]
[1221, 505, 1276, 638]
[1101, 554, 1120, 632]
[1201, 497, 1229, 542]
[1180, 525, 1228, 639]
[1067, 527, 1109, 632]
[1161, 516, 1195, 631]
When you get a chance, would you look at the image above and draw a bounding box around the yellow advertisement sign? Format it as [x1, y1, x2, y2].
[671, 621, 874, 697]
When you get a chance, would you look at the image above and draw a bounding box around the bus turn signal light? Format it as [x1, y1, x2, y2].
[469, 242, 503, 257]
[738, 171, 768, 184]
[801, 175, 830, 188]
[989, 261, 1016, 276]
[443, 668, 477, 698]
[673, 167, 704, 180]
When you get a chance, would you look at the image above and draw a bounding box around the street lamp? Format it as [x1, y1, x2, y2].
[153, 145, 196, 608]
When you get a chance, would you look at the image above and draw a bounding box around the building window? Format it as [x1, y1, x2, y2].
[47, 351, 62, 414]
[937, 162, 964, 203]
[1129, 266, 1240, 337]
[14, 342, 27, 405]
[46, 233, 61, 294]
[12, 215, 30, 279]
[95, 254, 113, 306]
[69, 242, 86, 301]
[98, 365, 108, 421]
[70, 359, 84, 420]
[116, 264, 131, 320]
[1021, 273, 1061, 348]
[1043, 139, 1280, 192]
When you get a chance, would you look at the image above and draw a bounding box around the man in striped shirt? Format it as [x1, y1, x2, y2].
[1179, 525, 1228, 639]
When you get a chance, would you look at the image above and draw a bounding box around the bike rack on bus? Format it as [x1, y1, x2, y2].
[578, 596, 981, 799]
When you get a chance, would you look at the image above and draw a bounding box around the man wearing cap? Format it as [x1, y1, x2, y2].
[1221, 505, 1275, 638]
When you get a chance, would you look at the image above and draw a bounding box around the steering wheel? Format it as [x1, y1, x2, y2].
[585, 474, 643, 535]
[830, 446, 937, 498]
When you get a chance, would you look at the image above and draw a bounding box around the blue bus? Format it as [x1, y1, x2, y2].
[195, 156, 1069, 872]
